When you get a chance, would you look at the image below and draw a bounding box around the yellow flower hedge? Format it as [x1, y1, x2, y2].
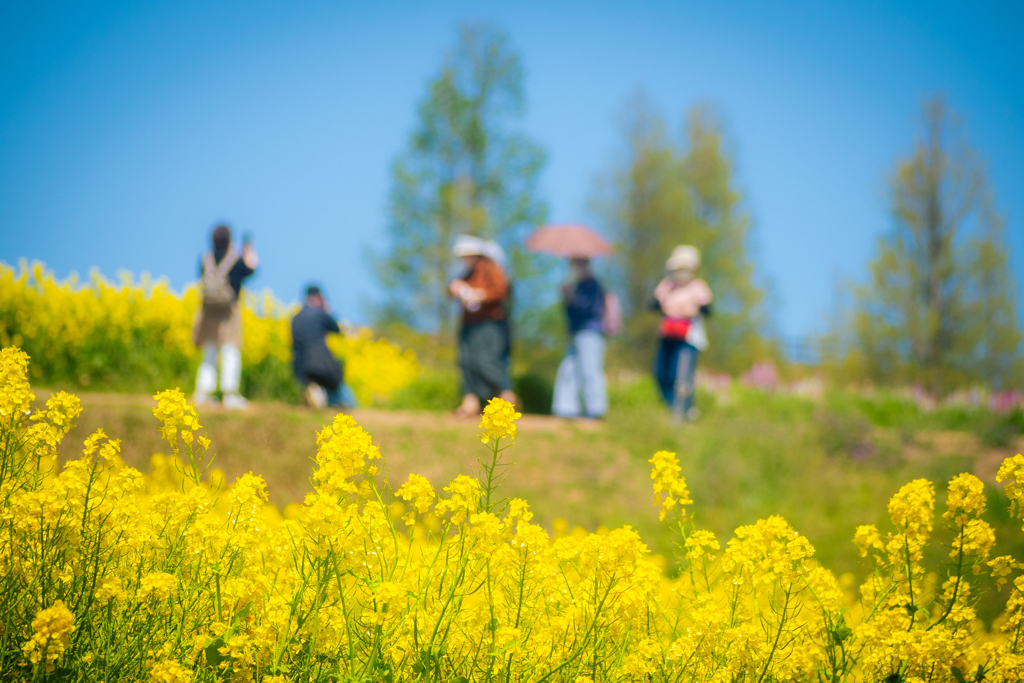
[0, 261, 419, 404]
[2, 345, 1024, 681]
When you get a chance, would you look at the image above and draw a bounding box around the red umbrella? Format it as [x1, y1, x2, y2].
[525, 224, 614, 258]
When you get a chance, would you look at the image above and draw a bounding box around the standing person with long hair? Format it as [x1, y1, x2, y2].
[192, 224, 258, 409]
[449, 235, 510, 417]
[652, 245, 712, 421]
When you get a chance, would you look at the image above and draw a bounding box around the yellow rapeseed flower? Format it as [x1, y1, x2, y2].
[648, 450, 693, 521]
[152, 388, 201, 454]
[149, 659, 193, 683]
[396, 473, 435, 526]
[944, 472, 986, 524]
[138, 572, 179, 603]
[479, 397, 521, 445]
[22, 600, 74, 673]
[997, 453, 1024, 528]
[0, 344, 1022, 682]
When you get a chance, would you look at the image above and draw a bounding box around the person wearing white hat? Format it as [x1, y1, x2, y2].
[480, 240, 507, 269]
[480, 241, 523, 409]
[452, 235, 486, 260]
[448, 235, 511, 416]
[652, 245, 713, 420]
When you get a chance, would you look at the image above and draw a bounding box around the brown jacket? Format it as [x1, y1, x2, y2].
[458, 257, 509, 324]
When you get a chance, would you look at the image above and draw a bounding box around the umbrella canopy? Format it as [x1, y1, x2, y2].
[525, 224, 614, 258]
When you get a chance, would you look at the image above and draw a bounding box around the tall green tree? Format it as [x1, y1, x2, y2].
[967, 209, 1024, 389]
[376, 24, 547, 333]
[593, 94, 765, 373]
[855, 97, 1022, 393]
[592, 95, 685, 354]
[679, 106, 765, 373]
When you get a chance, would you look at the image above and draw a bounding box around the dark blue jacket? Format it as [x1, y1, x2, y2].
[565, 276, 605, 334]
[291, 305, 342, 390]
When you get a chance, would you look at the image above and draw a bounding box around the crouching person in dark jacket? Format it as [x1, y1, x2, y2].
[292, 286, 345, 409]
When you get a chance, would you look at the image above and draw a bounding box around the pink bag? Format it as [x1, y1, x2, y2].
[602, 292, 623, 336]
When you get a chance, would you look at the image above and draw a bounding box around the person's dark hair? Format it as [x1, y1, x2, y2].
[305, 285, 322, 298]
[212, 225, 231, 252]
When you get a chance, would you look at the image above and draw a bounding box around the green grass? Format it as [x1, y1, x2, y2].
[45, 377, 1024, 622]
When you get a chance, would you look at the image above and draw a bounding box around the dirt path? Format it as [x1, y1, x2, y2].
[39, 389, 596, 433]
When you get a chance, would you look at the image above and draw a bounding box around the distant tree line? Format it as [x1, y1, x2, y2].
[375, 23, 1022, 395]
[374, 23, 548, 336]
[828, 98, 1023, 394]
[590, 94, 769, 375]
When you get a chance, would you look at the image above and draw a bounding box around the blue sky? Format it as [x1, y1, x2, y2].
[1, 0, 1022, 339]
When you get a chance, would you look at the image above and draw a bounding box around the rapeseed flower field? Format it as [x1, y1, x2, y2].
[2, 345, 1024, 681]
[0, 260, 419, 403]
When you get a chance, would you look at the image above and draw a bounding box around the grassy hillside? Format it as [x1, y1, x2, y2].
[49, 380, 1023, 609]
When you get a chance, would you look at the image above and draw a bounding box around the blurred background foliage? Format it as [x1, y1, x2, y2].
[3, 23, 1021, 418]
[373, 24, 1022, 407]
[0, 261, 420, 407]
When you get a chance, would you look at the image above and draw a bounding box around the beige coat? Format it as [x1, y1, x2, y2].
[653, 277, 712, 318]
[192, 302, 243, 349]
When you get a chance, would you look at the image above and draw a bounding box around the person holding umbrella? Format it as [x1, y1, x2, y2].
[449, 235, 510, 417]
[552, 257, 609, 419]
[526, 224, 617, 419]
[652, 245, 712, 420]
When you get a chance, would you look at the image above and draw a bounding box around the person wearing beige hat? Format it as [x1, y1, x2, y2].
[652, 245, 713, 420]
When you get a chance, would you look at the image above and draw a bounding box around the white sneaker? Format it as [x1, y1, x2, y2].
[194, 392, 218, 407]
[222, 393, 250, 410]
[304, 384, 327, 409]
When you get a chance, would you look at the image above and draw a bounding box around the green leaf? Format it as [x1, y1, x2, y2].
[829, 614, 853, 644]
[205, 636, 226, 669]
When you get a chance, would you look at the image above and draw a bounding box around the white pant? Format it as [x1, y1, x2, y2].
[552, 330, 607, 418]
[195, 344, 241, 394]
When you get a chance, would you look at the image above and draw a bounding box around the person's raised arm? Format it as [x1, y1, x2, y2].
[242, 242, 259, 270]
[321, 309, 341, 335]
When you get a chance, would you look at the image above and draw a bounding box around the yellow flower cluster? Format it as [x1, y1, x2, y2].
[0, 260, 419, 403]
[153, 388, 204, 452]
[149, 659, 193, 683]
[648, 450, 693, 522]
[2, 344, 1024, 682]
[327, 328, 420, 405]
[395, 473, 436, 526]
[998, 453, 1024, 529]
[478, 396, 522, 444]
[21, 600, 74, 673]
[137, 572, 179, 603]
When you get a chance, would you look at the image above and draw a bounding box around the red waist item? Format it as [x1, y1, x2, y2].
[659, 317, 691, 339]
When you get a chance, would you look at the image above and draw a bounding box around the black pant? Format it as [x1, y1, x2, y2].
[654, 337, 698, 415]
[459, 320, 506, 403]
